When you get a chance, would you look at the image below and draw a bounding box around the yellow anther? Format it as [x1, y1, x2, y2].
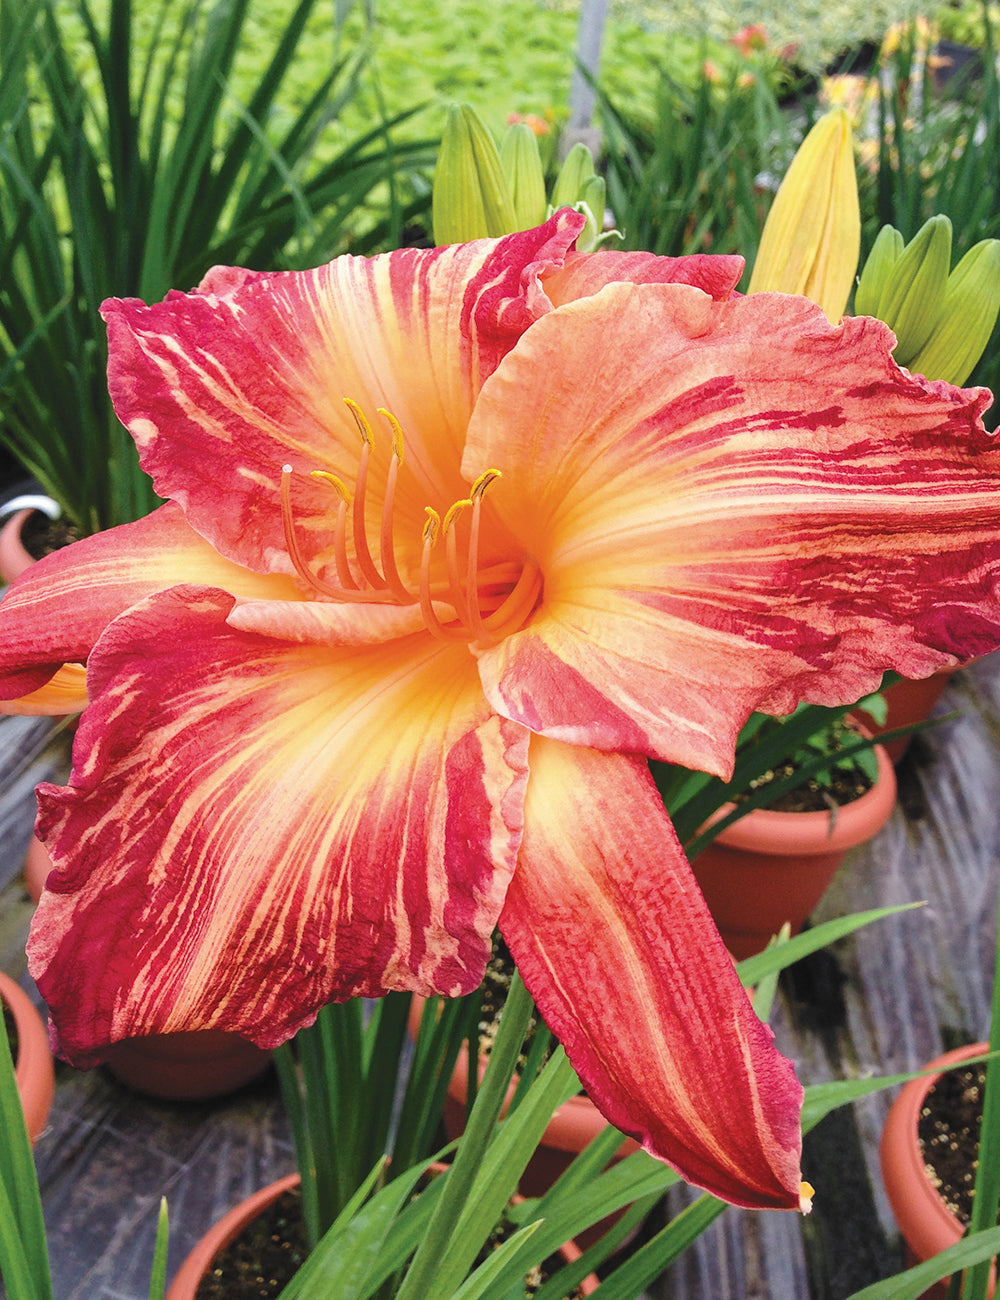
[311, 470, 351, 505]
[443, 498, 472, 534]
[344, 396, 374, 446]
[799, 1181, 815, 1214]
[471, 468, 502, 498]
[377, 408, 406, 465]
[422, 507, 441, 545]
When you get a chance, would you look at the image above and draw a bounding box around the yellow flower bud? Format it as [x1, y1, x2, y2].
[499, 123, 548, 231]
[748, 108, 860, 323]
[908, 239, 1000, 385]
[432, 104, 517, 246]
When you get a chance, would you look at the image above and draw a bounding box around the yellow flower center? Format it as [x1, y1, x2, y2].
[280, 398, 541, 647]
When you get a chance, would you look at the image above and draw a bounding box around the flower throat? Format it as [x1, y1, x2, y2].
[280, 398, 541, 646]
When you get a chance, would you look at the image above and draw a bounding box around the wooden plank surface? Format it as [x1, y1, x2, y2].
[2, 652, 998, 1299]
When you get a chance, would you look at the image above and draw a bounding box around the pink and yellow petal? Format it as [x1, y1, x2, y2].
[0, 503, 302, 699]
[101, 213, 585, 581]
[469, 284, 1000, 771]
[501, 736, 805, 1210]
[0, 664, 88, 715]
[27, 586, 528, 1065]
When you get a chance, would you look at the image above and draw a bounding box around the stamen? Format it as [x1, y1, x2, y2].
[311, 471, 357, 590]
[420, 509, 465, 642]
[378, 407, 406, 466]
[378, 413, 415, 602]
[280, 466, 344, 599]
[443, 499, 473, 629]
[350, 422, 388, 591]
[281, 413, 537, 644]
[465, 469, 503, 643]
[482, 560, 542, 640]
[343, 397, 375, 446]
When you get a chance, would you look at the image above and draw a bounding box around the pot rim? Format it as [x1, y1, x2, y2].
[702, 722, 897, 855]
[880, 1041, 992, 1266]
[0, 508, 38, 585]
[165, 1165, 599, 1298]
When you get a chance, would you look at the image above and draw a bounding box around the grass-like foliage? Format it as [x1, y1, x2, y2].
[0, 0, 438, 535]
[860, 18, 1000, 411]
[596, 56, 797, 282]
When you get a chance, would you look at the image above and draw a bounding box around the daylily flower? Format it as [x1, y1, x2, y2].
[4, 212, 1000, 1214]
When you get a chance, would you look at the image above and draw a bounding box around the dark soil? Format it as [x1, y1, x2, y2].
[20, 511, 78, 561]
[746, 762, 874, 813]
[194, 1189, 307, 1300]
[478, 936, 543, 1064]
[918, 1063, 985, 1225]
[194, 1183, 589, 1298]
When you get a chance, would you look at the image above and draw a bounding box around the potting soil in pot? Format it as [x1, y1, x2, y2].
[19, 512, 78, 561]
[194, 1189, 307, 1300]
[194, 1183, 591, 1298]
[918, 1063, 988, 1225]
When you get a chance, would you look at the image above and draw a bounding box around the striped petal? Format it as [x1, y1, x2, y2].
[469, 283, 1000, 774]
[501, 736, 805, 1210]
[0, 503, 302, 703]
[541, 248, 745, 307]
[100, 213, 585, 579]
[27, 587, 528, 1065]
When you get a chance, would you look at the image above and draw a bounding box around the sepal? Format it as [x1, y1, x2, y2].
[908, 238, 1000, 385]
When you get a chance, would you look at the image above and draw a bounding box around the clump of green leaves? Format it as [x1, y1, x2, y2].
[0, 0, 437, 534]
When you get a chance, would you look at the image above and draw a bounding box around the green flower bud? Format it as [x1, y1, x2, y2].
[432, 104, 517, 246]
[875, 214, 952, 366]
[570, 174, 606, 252]
[550, 141, 597, 211]
[499, 123, 548, 231]
[908, 239, 1000, 385]
[854, 225, 904, 318]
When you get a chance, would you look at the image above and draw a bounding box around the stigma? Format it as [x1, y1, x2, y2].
[279, 398, 541, 647]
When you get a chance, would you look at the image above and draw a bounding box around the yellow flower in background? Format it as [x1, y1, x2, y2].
[747, 108, 860, 322]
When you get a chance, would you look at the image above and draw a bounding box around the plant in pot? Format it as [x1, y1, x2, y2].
[879, 854, 1000, 1300]
[654, 698, 900, 959]
[7, 938, 1000, 1300]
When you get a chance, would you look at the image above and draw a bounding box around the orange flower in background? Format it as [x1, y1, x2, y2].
[731, 23, 768, 56]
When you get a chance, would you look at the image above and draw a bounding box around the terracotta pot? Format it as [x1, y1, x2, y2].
[880, 1042, 996, 1300]
[24, 834, 52, 904]
[0, 508, 37, 583]
[408, 995, 638, 1225]
[165, 1168, 599, 1299]
[165, 1172, 300, 1300]
[24, 836, 271, 1100]
[690, 735, 897, 959]
[855, 668, 958, 763]
[0, 969, 56, 1144]
[102, 1029, 272, 1101]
